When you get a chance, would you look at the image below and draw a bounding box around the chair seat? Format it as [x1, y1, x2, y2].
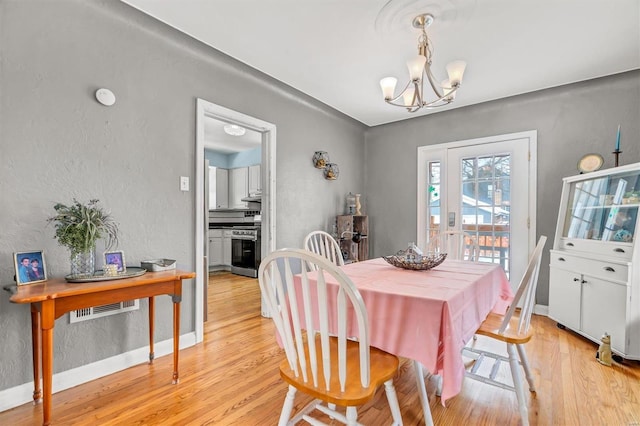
[279, 334, 399, 406]
[475, 311, 534, 345]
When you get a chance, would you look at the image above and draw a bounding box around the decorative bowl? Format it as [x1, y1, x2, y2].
[140, 259, 176, 272]
[382, 252, 448, 271]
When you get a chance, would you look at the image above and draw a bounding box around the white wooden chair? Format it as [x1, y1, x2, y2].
[303, 230, 345, 269]
[258, 249, 403, 426]
[462, 236, 547, 426]
[436, 230, 480, 261]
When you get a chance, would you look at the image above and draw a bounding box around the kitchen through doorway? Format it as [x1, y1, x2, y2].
[195, 98, 276, 343]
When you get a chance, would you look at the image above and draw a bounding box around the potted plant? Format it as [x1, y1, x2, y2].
[48, 199, 119, 276]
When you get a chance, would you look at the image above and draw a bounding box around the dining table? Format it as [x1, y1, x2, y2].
[296, 257, 512, 423]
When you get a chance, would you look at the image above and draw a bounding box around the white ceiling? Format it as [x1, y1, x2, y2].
[122, 0, 640, 127]
[204, 117, 261, 154]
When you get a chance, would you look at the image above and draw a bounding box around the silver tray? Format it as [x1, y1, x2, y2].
[65, 267, 147, 283]
[382, 252, 447, 271]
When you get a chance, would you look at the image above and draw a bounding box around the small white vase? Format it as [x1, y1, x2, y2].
[70, 247, 95, 277]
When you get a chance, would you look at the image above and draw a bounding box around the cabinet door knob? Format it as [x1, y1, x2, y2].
[603, 266, 615, 272]
[582, 279, 587, 284]
[573, 277, 581, 282]
[613, 248, 625, 253]
[566, 242, 574, 247]
[558, 257, 566, 261]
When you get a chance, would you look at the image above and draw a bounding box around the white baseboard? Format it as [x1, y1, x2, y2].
[0, 332, 196, 413]
[534, 304, 549, 316]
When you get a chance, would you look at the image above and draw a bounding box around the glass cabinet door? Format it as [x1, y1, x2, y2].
[563, 169, 640, 242]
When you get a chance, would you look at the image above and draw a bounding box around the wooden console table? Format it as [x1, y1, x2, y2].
[7, 269, 196, 426]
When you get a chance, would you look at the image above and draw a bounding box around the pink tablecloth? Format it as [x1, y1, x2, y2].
[299, 257, 512, 404]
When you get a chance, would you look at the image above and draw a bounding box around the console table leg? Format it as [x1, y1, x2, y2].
[148, 296, 155, 364]
[172, 292, 181, 384]
[41, 301, 54, 426]
[30, 305, 42, 404]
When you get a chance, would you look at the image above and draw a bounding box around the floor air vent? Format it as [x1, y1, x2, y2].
[69, 299, 139, 323]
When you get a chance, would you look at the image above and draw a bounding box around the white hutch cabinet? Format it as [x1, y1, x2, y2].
[549, 162, 640, 360]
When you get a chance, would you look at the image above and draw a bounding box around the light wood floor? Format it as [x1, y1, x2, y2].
[2, 272, 639, 425]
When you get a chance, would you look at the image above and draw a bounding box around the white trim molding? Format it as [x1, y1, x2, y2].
[0, 332, 196, 413]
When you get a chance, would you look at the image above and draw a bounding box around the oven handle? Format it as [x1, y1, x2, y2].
[231, 236, 258, 241]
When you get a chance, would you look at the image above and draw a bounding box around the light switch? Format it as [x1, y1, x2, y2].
[180, 176, 190, 191]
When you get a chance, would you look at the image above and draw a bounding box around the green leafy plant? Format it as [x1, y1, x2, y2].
[48, 199, 119, 255]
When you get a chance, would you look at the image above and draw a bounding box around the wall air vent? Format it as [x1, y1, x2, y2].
[69, 299, 139, 323]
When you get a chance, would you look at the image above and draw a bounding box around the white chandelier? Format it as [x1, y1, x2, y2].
[380, 13, 466, 113]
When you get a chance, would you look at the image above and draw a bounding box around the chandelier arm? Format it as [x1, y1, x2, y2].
[385, 99, 415, 109]
[386, 97, 453, 111]
[425, 83, 461, 107]
[422, 97, 450, 108]
[424, 66, 444, 98]
[385, 79, 414, 105]
[414, 80, 423, 108]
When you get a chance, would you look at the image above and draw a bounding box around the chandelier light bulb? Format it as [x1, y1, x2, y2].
[446, 60, 467, 86]
[380, 77, 398, 100]
[402, 86, 416, 107]
[407, 56, 427, 81]
[441, 79, 455, 100]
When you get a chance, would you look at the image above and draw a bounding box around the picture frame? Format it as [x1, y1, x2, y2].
[14, 250, 47, 285]
[104, 250, 126, 273]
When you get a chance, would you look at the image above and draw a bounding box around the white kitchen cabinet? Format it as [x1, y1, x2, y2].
[548, 266, 581, 331]
[548, 162, 640, 360]
[248, 164, 261, 195]
[214, 168, 229, 209]
[223, 229, 233, 266]
[549, 255, 628, 352]
[581, 275, 627, 353]
[229, 167, 249, 208]
[208, 229, 223, 266]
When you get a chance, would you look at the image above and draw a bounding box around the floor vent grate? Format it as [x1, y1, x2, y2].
[69, 299, 139, 323]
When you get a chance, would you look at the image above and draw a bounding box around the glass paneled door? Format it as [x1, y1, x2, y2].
[419, 132, 536, 290]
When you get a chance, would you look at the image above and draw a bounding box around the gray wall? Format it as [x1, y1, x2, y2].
[364, 70, 640, 305]
[0, 0, 365, 392]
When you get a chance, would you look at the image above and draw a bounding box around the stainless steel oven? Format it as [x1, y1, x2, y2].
[230, 227, 260, 278]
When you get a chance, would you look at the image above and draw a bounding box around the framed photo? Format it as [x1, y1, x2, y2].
[104, 250, 126, 273]
[14, 250, 47, 285]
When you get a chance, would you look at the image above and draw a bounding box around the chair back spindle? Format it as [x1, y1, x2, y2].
[499, 236, 547, 335]
[303, 231, 345, 269]
[434, 230, 480, 262]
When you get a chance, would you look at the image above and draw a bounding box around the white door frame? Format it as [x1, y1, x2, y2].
[195, 98, 277, 342]
[417, 130, 537, 283]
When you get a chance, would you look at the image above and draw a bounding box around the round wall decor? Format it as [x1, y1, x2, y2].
[577, 153, 604, 173]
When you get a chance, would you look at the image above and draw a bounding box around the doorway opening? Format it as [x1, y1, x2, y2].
[195, 98, 276, 343]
